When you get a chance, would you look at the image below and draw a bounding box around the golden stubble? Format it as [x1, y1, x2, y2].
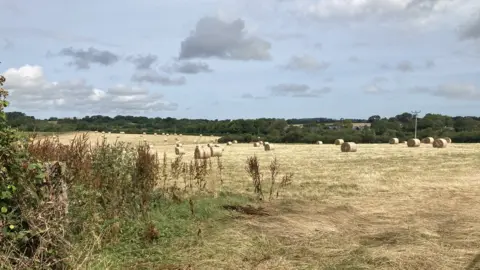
[57, 133, 480, 270]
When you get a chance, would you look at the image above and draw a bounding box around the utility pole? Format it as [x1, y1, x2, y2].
[411, 110, 421, 139]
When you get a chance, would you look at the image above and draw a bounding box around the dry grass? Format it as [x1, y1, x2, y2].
[54, 132, 220, 147]
[54, 134, 480, 269]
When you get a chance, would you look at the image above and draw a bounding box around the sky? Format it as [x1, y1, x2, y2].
[1, 0, 480, 120]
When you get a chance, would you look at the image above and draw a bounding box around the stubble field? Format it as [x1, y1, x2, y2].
[57, 132, 480, 269]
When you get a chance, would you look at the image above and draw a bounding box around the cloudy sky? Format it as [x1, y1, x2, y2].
[1, 0, 480, 120]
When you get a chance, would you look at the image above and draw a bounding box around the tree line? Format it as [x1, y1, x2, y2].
[6, 111, 480, 143]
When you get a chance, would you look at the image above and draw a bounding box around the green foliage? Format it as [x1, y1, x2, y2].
[7, 110, 480, 144]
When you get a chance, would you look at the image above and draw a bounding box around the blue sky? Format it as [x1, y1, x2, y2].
[1, 0, 480, 120]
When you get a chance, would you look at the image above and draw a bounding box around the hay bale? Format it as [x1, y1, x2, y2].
[407, 138, 421, 147]
[164, 138, 167, 142]
[176, 142, 183, 147]
[227, 141, 232, 145]
[264, 142, 274, 151]
[389, 138, 399, 144]
[154, 133, 157, 136]
[341, 142, 357, 152]
[335, 139, 344, 145]
[316, 141, 323, 145]
[422, 137, 434, 144]
[233, 140, 238, 144]
[162, 133, 165, 135]
[142, 132, 146, 135]
[120, 131, 125, 134]
[210, 146, 223, 157]
[175, 146, 185, 155]
[108, 132, 111, 134]
[179, 134, 183, 136]
[102, 131, 105, 134]
[443, 137, 452, 143]
[259, 141, 263, 145]
[253, 142, 260, 147]
[194, 145, 211, 159]
[433, 138, 448, 148]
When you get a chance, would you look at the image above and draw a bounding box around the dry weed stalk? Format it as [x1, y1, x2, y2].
[161, 152, 168, 190]
[170, 155, 183, 188]
[245, 155, 263, 200]
[269, 156, 280, 200]
[193, 159, 208, 190]
[216, 156, 224, 185]
[277, 173, 294, 198]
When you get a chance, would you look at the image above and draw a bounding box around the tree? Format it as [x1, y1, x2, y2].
[368, 115, 381, 123]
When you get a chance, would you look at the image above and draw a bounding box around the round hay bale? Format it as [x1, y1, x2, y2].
[179, 134, 183, 136]
[335, 139, 344, 145]
[95, 131, 98, 133]
[143, 139, 147, 142]
[227, 141, 232, 145]
[422, 137, 434, 144]
[316, 141, 323, 145]
[120, 131, 125, 134]
[233, 140, 238, 144]
[176, 142, 183, 147]
[166, 133, 169, 136]
[199, 134, 203, 137]
[341, 142, 357, 152]
[194, 145, 211, 159]
[210, 146, 223, 157]
[407, 138, 421, 147]
[142, 132, 146, 135]
[154, 133, 157, 136]
[162, 133, 165, 135]
[264, 142, 274, 151]
[175, 146, 185, 155]
[389, 138, 399, 144]
[443, 137, 452, 143]
[253, 142, 260, 147]
[102, 131, 105, 134]
[108, 132, 111, 134]
[164, 138, 167, 142]
[433, 138, 448, 148]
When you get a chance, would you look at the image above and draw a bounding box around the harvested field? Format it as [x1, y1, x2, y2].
[56, 133, 480, 270]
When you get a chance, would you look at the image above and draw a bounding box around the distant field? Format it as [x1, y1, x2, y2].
[54, 133, 480, 269]
[53, 131, 220, 146]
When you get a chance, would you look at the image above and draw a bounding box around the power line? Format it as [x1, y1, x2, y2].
[411, 110, 421, 139]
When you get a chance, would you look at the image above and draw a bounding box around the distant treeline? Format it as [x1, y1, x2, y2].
[6, 111, 480, 143]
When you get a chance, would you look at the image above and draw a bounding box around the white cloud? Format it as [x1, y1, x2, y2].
[434, 83, 480, 100]
[363, 76, 389, 94]
[3, 65, 177, 114]
[282, 54, 330, 72]
[276, 0, 477, 29]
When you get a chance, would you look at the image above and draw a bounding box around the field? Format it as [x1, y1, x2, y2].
[55, 132, 480, 269]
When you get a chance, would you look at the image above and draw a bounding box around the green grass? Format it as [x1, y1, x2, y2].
[85, 192, 254, 269]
